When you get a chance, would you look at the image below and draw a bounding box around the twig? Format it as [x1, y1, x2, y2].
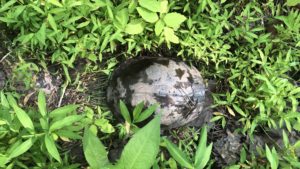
[0, 51, 12, 63]
[57, 81, 68, 107]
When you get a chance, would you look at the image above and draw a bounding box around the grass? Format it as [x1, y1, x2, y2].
[0, 0, 299, 168]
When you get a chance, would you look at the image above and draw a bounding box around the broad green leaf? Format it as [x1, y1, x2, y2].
[125, 20, 144, 35]
[294, 122, 300, 131]
[69, 1, 83, 7]
[196, 143, 213, 169]
[194, 126, 207, 166]
[18, 33, 34, 44]
[282, 130, 289, 148]
[13, 5, 26, 17]
[240, 148, 246, 163]
[0, 0, 17, 13]
[271, 148, 279, 169]
[135, 104, 158, 123]
[83, 127, 109, 168]
[48, 0, 63, 7]
[76, 21, 90, 28]
[119, 100, 131, 123]
[38, 91, 47, 117]
[56, 130, 82, 139]
[50, 115, 83, 131]
[0, 17, 17, 23]
[8, 138, 34, 159]
[160, 0, 168, 13]
[210, 115, 223, 122]
[128, 0, 137, 13]
[29, 4, 44, 15]
[49, 104, 78, 118]
[137, 7, 158, 23]
[285, 119, 292, 132]
[47, 14, 57, 31]
[138, 0, 160, 12]
[106, 0, 114, 20]
[265, 145, 278, 169]
[40, 118, 48, 130]
[232, 104, 247, 117]
[289, 87, 300, 95]
[45, 134, 61, 163]
[294, 140, 300, 149]
[163, 138, 193, 169]
[115, 8, 129, 28]
[36, 23, 46, 45]
[199, 0, 207, 12]
[118, 115, 161, 169]
[163, 12, 186, 30]
[287, 0, 300, 6]
[164, 27, 179, 44]
[155, 19, 165, 36]
[12, 104, 34, 131]
[133, 101, 144, 121]
[0, 155, 9, 167]
[7, 140, 22, 155]
[1, 92, 10, 108]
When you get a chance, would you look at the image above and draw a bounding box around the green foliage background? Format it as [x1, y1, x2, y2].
[0, 0, 299, 168]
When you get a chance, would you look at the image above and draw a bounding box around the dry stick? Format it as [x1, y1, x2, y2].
[0, 51, 12, 63]
[57, 81, 68, 107]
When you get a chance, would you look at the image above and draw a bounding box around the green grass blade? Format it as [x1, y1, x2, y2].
[49, 104, 78, 118]
[163, 138, 193, 169]
[49, 115, 83, 131]
[38, 91, 47, 117]
[196, 143, 213, 169]
[119, 100, 131, 123]
[135, 104, 158, 123]
[45, 134, 61, 163]
[8, 138, 34, 159]
[14, 105, 34, 131]
[132, 101, 144, 122]
[194, 126, 207, 167]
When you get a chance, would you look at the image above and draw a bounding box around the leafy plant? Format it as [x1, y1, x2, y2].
[118, 100, 158, 136]
[286, 0, 300, 6]
[83, 114, 161, 169]
[85, 106, 115, 134]
[0, 0, 299, 168]
[0, 91, 85, 167]
[265, 145, 279, 169]
[0, 0, 186, 73]
[163, 126, 213, 169]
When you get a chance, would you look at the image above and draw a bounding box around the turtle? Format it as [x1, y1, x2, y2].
[107, 56, 211, 128]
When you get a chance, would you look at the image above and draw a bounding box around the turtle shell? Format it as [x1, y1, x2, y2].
[107, 57, 211, 128]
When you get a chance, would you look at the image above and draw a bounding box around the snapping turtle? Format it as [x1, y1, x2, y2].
[107, 57, 211, 128]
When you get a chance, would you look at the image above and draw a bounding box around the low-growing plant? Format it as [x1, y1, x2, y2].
[0, 0, 186, 71]
[84, 106, 115, 134]
[0, 0, 299, 168]
[0, 91, 85, 168]
[264, 130, 300, 169]
[83, 114, 161, 169]
[118, 100, 158, 137]
[163, 126, 213, 169]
